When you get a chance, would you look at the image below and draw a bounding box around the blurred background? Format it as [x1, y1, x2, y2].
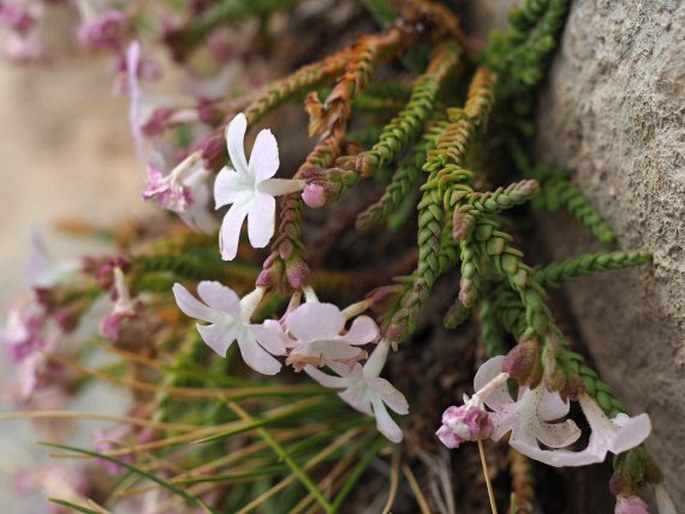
[0, 48, 150, 510]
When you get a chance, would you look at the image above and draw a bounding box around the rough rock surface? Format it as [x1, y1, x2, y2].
[533, 0, 685, 504]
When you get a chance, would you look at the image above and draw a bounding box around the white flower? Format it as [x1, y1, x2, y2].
[474, 356, 651, 467]
[255, 300, 379, 371]
[172, 282, 285, 375]
[305, 339, 409, 443]
[214, 113, 305, 261]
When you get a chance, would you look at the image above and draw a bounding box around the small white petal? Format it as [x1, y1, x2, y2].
[172, 283, 215, 321]
[371, 396, 404, 443]
[345, 316, 380, 345]
[247, 193, 276, 248]
[197, 281, 241, 317]
[286, 303, 346, 340]
[474, 356, 515, 409]
[370, 377, 409, 415]
[609, 413, 651, 454]
[197, 323, 238, 357]
[219, 202, 250, 261]
[249, 320, 289, 356]
[339, 383, 373, 416]
[214, 166, 253, 208]
[236, 329, 282, 375]
[249, 128, 279, 181]
[537, 389, 571, 421]
[304, 364, 351, 389]
[226, 113, 249, 175]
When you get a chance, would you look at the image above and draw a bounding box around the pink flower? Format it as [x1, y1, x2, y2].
[1, 296, 47, 363]
[77, 10, 127, 51]
[99, 267, 137, 341]
[254, 300, 379, 371]
[305, 339, 408, 442]
[474, 356, 651, 467]
[436, 395, 493, 448]
[142, 152, 217, 234]
[0, 3, 34, 35]
[214, 113, 306, 261]
[173, 282, 285, 375]
[615, 495, 650, 514]
[93, 425, 135, 475]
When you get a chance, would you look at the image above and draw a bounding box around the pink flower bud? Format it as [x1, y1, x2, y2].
[0, 4, 34, 35]
[436, 397, 493, 449]
[302, 183, 327, 208]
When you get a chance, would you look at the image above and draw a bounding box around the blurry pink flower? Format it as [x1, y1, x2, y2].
[255, 300, 379, 371]
[142, 152, 217, 234]
[214, 113, 306, 260]
[305, 339, 408, 442]
[1, 296, 47, 363]
[615, 495, 650, 514]
[173, 282, 285, 375]
[436, 395, 493, 448]
[474, 356, 651, 467]
[93, 425, 135, 475]
[0, 3, 35, 35]
[100, 267, 137, 341]
[4, 33, 51, 63]
[77, 10, 127, 51]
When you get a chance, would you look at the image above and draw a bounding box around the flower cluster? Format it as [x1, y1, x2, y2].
[437, 356, 652, 468]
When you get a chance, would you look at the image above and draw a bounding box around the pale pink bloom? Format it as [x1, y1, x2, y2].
[77, 10, 127, 50]
[3, 32, 51, 63]
[173, 282, 285, 375]
[305, 339, 408, 443]
[474, 356, 651, 467]
[615, 495, 650, 514]
[255, 300, 379, 371]
[1, 296, 47, 363]
[142, 152, 217, 234]
[436, 395, 493, 448]
[214, 113, 306, 261]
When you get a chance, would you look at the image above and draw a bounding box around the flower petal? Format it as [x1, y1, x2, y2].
[197, 323, 236, 357]
[219, 202, 250, 261]
[249, 128, 279, 181]
[236, 328, 282, 375]
[609, 413, 651, 454]
[370, 377, 409, 414]
[339, 383, 373, 416]
[371, 396, 404, 443]
[247, 193, 276, 248]
[286, 302, 346, 340]
[474, 356, 514, 409]
[537, 390, 571, 421]
[197, 281, 241, 317]
[172, 283, 214, 321]
[530, 418, 581, 448]
[214, 166, 253, 208]
[304, 364, 351, 389]
[249, 319, 288, 356]
[226, 113, 249, 175]
[344, 315, 380, 345]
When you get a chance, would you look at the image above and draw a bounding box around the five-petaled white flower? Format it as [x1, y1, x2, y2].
[172, 281, 285, 375]
[305, 339, 409, 443]
[474, 356, 651, 467]
[255, 301, 379, 371]
[214, 112, 305, 261]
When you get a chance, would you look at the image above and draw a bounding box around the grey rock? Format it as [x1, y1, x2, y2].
[534, 0, 685, 504]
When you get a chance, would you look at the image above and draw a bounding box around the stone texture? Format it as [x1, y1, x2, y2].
[533, 0, 685, 504]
